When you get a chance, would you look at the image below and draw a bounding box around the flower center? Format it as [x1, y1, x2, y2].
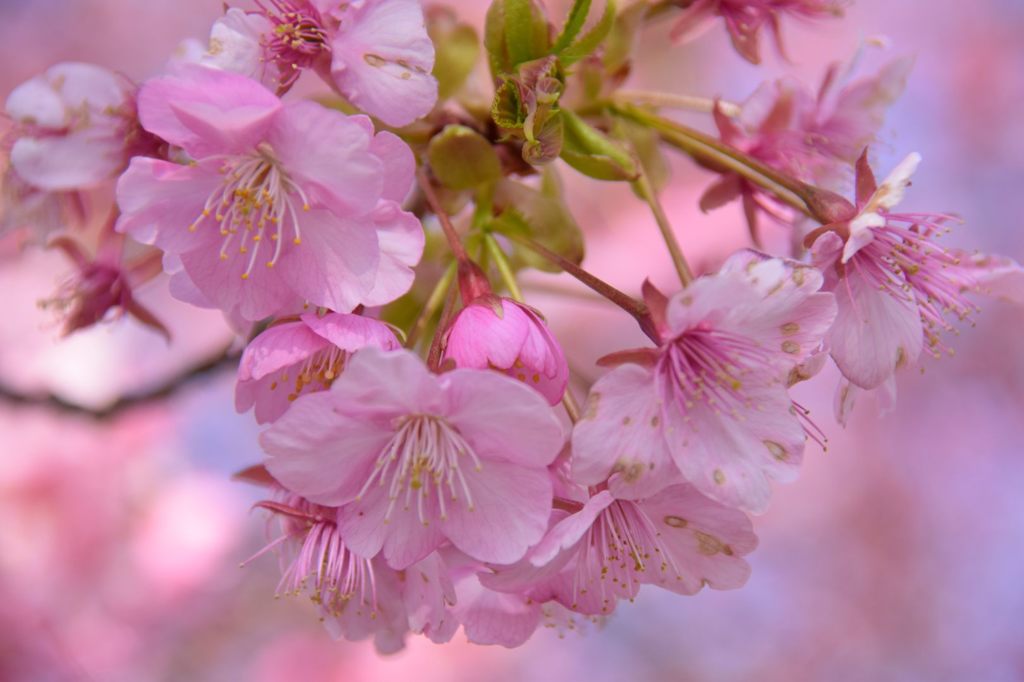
[850, 213, 979, 357]
[358, 415, 483, 525]
[659, 325, 772, 418]
[189, 143, 310, 280]
[258, 0, 330, 88]
[254, 495, 378, 618]
[574, 501, 674, 612]
[269, 346, 348, 403]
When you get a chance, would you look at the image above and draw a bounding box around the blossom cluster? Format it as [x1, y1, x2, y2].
[3, 0, 1021, 654]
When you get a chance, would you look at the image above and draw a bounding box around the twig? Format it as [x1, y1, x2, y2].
[0, 344, 240, 420]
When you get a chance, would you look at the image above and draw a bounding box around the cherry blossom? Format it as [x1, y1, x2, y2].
[260, 347, 565, 569]
[236, 311, 401, 424]
[115, 65, 423, 321]
[572, 253, 836, 513]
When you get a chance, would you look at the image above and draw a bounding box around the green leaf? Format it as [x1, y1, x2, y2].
[560, 0, 616, 67]
[603, 1, 646, 75]
[504, 0, 551, 68]
[491, 79, 526, 129]
[490, 172, 584, 272]
[560, 108, 638, 181]
[427, 8, 480, 101]
[551, 0, 592, 54]
[427, 125, 502, 190]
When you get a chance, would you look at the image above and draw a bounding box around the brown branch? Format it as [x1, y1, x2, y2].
[0, 344, 240, 420]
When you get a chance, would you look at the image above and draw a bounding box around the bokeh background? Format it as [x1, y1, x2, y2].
[2, 1, 1022, 680]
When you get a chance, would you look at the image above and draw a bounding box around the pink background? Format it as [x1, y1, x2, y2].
[1, 1, 1022, 680]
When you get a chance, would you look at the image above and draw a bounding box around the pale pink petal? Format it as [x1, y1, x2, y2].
[10, 130, 125, 191]
[337, 484, 446, 569]
[864, 152, 920, 213]
[403, 553, 458, 642]
[270, 100, 382, 217]
[371, 131, 416, 202]
[442, 369, 564, 469]
[663, 379, 806, 514]
[237, 320, 328, 382]
[201, 8, 271, 81]
[529, 491, 614, 567]
[638, 484, 757, 594]
[571, 364, 676, 498]
[328, 347, 443, 416]
[138, 65, 281, 156]
[453, 574, 542, 648]
[261, 391, 392, 505]
[115, 157, 220, 253]
[359, 203, 425, 307]
[441, 460, 553, 565]
[273, 209, 381, 315]
[827, 259, 923, 390]
[301, 312, 400, 352]
[329, 0, 437, 127]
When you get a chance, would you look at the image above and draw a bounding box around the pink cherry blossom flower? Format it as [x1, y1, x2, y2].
[235, 311, 401, 424]
[41, 236, 169, 338]
[443, 296, 569, 406]
[572, 252, 837, 513]
[485, 484, 756, 616]
[115, 65, 423, 321]
[808, 152, 1024, 392]
[701, 58, 911, 241]
[671, 0, 845, 65]
[5, 62, 156, 192]
[202, 0, 437, 127]
[260, 347, 565, 569]
[248, 489, 457, 653]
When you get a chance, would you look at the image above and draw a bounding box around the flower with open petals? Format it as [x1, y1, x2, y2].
[701, 57, 911, 241]
[486, 484, 757, 616]
[201, 0, 437, 127]
[671, 0, 845, 65]
[572, 252, 837, 513]
[236, 311, 400, 424]
[443, 296, 569, 406]
[261, 347, 565, 569]
[807, 152, 1024, 394]
[116, 65, 423, 321]
[5, 62, 154, 192]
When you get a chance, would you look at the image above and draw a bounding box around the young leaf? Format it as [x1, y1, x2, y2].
[552, 0, 593, 55]
[560, 0, 616, 67]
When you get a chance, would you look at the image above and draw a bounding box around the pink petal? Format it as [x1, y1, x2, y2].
[441, 460, 553, 565]
[445, 301, 531, 369]
[529, 491, 614, 567]
[329, 0, 437, 127]
[237, 321, 327, 382]
[453, 574, 542, 648]
[828, 259, 923, 390]
[115, 157, 220, 253]
[270, 100, 383, 217]
[138, 65, 281, 156]
[442, 369, 564, 469]
[638, 484, 757, 594]
[261, 391, 392, 505]
[371, 131, 416, 203]
[329, 347, 443, 416]
[301, 312, 400, 352]
[10, 130, 125, 190]
[337, 483, 446, 570]
[359, 202, 425, 308]
[571, 364, 677, 498]
[273, 209, 381, 314]
[663, 379, 806, 514]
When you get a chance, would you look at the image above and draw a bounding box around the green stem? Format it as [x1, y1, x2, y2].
[406, 262, 457, 349]
[484, 233, 525, 300]
[611, 103, 814, 217]
[632, 170, 694, 287]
